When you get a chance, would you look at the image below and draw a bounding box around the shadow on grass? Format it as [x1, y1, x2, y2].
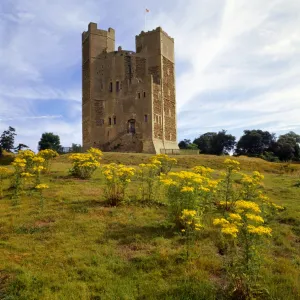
[101, 222, 176, 245]
[68, 199, 109, 213]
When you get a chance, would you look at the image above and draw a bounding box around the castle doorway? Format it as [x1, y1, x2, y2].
[128, 119, 136, 134]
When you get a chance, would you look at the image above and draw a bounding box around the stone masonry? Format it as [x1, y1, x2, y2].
[82, 22, 179, 153]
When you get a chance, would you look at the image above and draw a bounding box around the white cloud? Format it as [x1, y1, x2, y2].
[147, 0, 300, 140]
[0, 0, 300, 149]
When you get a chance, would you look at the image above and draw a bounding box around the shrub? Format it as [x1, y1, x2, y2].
[150, 154, 177, 174]
[11, 157, 27, 200]
[137, 162, 161, 202]
[16, 150, 36, 172]
[38, 149, 59, 173]
[213, 200, 272, 298]
[216, 159, 241, 211]
[102, 163, 135, 206]
[160, 170, 218, 226]
[69, 148, 102, 179]
[180, 209, 203, 259]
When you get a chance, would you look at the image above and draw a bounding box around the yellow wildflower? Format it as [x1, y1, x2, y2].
[252, 171, 264, 181]
[229, 213, 242, 222]
[235, 200, 261, 213]
[35, 184, 49, 189]
[200, 187, 210, 193]
[181, 186, 194, 193]
[224, 159, 240, 171]
[246, 214, 264, 223]
[21, 172, 34, 178]
[213, 218, 229, 226]
[221, 224, 239, 238]
[160, 178, 177, 186]
[247, 225, 272, 236]
[272, 203, 284, 211]
[33, 156, 45, 164]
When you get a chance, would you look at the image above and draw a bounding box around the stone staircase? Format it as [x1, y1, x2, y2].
[102, 131, 143, 153]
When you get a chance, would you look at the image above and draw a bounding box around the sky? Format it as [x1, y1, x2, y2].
[0, 0, 300, 151]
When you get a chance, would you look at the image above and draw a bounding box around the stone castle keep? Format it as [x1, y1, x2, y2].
[82, 22, 179, 153]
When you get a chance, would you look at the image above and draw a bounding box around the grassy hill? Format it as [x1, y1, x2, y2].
[0, 153, 300, 299]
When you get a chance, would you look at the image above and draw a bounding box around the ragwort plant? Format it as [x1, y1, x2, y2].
[11, 157, 27, 201]
[69, 148, 102, 179]
[213, 200, 272, 299]
[239, 171, 285, 220]
[16, 149, 36, 173]
[35, 184, 49, 211]
[160, 170, 218, 227]
[150, 154, 177, 174]
[38, 149, 59, 173]
[10, 152, 50, 204]
[102, 163, 135, 206]
[180, 209, 203, 260]
[217, 159, 241, 212]
[137, 161, 161, 202]
[32, 156, 46, 186]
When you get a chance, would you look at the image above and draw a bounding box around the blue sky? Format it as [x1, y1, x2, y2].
[0, 0, 300, 151]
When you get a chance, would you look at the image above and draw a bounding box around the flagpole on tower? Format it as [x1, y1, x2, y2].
[145, 8, 149, 31]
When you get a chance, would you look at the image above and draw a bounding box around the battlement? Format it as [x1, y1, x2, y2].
[136, 27, 174, 42]
[82, 22, 115, 42]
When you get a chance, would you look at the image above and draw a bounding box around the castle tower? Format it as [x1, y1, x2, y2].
[82, 23, 115, 149]
[136, 27, 178, 152]
[82, 23, 178, 153]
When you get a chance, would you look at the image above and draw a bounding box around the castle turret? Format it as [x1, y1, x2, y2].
[82, 23, 115, 148]
[135, 27, 178, 152]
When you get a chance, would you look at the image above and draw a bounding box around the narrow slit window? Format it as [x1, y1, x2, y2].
[138, 92, 141, 99]
[144, 92, 146, 97]
[109, 117, 112, 125]
[113, 116, 116, 125]
[144, 114, 148, 122]
[116, 81, 120, 92]
[109, 82, 113, 92]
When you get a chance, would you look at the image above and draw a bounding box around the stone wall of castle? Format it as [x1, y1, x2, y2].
[82, 23, 178, 153]
[163, 57, 176, 142]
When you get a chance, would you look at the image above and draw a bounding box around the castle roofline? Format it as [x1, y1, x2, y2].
[136, 26, 174, 41]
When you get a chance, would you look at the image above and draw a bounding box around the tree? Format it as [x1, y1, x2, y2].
[272, 131, 300, 161]
[0, 126, 17, 152]
[38, 132, 61, 152]
[178, 139, 191, 149]
[14, 143, 29, 152]
[178, 139, 198, 150]
[235, 130, 276, 157]
[211, 130, 236, 155]
[70, 143, 82, 153]
[194, 132, 217, 154]
[193, 130, 236, 155]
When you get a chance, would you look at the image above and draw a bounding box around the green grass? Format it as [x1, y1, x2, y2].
[0, 153, 300, 299]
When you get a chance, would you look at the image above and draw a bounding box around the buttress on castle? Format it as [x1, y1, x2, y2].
[82, 22, 179, 153]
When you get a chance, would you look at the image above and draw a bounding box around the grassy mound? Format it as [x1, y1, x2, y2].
[56, 152, 300, 174]
[0, 153, 299, 299]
